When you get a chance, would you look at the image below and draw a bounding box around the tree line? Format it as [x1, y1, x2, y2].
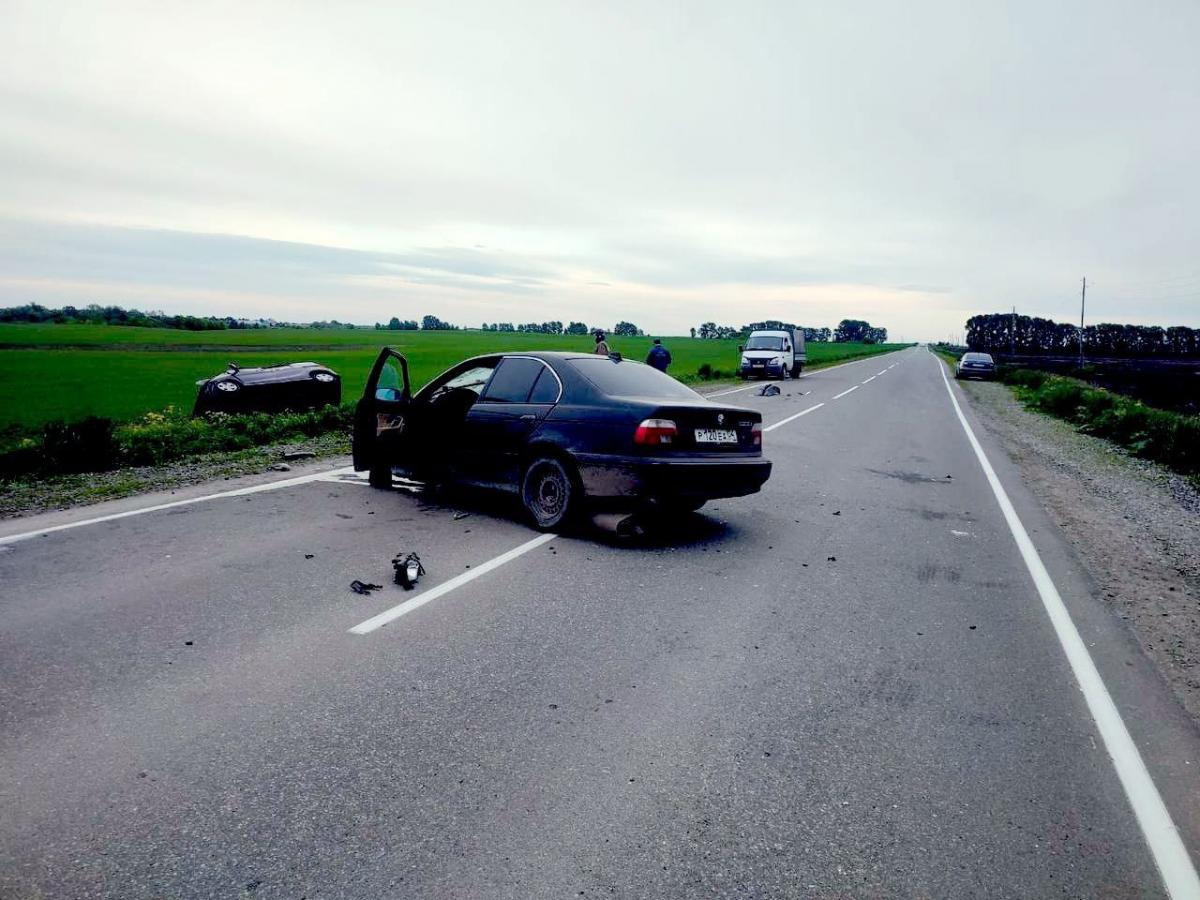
[1, 303, 235, 330]
[693, 319, 888, 343]
[966, 313, 1200, 358]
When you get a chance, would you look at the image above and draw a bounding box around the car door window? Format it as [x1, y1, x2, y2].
[480, 358, 544, 403]
[527, 366, 561, 404]
[375, 359, 405, 402]
[427, 365, 494, 403]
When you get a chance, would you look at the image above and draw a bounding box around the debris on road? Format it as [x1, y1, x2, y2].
[350, 580, 383, 595]
[269, 463, 291, 472]
[827, 556, 837, 561]
[833, 510, 841, 516]
[757, 384, 781, 396]
[452, 512, 471, 520]
[304, 553, 315, 559]
[392, 551, 426, 589]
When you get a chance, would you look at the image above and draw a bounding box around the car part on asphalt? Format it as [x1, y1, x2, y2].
[350, 580, 383, 595]
[392, 551, 425, 589]
[193, 361, 341, 416]
[757, 384, 781, 396]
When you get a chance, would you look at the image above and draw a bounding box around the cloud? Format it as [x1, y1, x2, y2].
[0, 0, 1197, 338]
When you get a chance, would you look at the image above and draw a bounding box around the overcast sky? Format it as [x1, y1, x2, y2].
[2, 0, 1197, 340]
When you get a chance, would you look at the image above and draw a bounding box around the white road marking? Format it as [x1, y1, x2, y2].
[349, 532, 557, 634]
[936, 355, 1200, 899]
[0, 466, 357, 547]
[862, 375, 877, 384]
[706, 384, 756, 397]
[876, 369, 888, 376]
[832, 385, 859, 400]
[705, 351, 905, 397]
[763, 402, 824, 433]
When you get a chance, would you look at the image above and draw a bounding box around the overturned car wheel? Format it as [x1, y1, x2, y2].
[522, 457, 579, 531]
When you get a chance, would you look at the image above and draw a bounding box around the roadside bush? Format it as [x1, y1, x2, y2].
[41, 417, 119, 473]
[695, 363, 728, 381]
[1001, 369, 1199, 476]
[0, 404, 354, 480]
[1001, 369, 1047, 391]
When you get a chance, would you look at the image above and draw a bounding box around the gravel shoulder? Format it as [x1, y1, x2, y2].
[956, 377, 1200, 723]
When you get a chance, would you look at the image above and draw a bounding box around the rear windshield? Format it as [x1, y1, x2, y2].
[963, 353, 993, 362]
[572, 358, 700, 400]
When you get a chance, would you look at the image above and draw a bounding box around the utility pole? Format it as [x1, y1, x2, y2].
[1010, 306, 1016, 358]
[1078, 276, 1087, 367]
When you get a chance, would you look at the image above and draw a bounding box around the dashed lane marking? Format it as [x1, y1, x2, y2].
[832, 385, 859, 400]
[763, 403, 825, 433]
[348, 532, 557, 634]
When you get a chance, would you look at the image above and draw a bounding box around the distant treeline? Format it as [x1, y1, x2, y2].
[1, 303, 236, 330]
[694, 319, 888, 343]
[967, 313, 1200, 358]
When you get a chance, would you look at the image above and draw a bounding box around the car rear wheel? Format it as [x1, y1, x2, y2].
[521, 456, 579, 531]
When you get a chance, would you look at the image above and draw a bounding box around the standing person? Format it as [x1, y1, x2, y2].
[594, 331, 610, 355]
[646, 338, 671, 372]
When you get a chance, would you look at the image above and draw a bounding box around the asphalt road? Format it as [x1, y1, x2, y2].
[3, 347, 1199, 899]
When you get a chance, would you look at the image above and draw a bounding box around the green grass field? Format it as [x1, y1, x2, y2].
[0, 324, 909, 430]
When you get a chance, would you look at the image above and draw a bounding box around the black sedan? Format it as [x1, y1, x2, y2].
[353, 349, 773, 530]
[955, 352, 997, 380]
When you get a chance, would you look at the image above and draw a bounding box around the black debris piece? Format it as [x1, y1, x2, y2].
[184, 640, 193, 646]
[833, 510, 841, 516]
[757, 384, 781, 396]
[392, 551, 426, 589]
[827, 556, 837, 561]
[304, 553, 315, 559]
[350, 580, 383, 595]
[335, 513, 353, 519]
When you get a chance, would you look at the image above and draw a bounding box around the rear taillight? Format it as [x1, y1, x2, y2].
[751, 422, 762, 447]
[634, 418, 677, 446]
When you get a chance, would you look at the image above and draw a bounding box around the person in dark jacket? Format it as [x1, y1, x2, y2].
[646, 338, 671, 372]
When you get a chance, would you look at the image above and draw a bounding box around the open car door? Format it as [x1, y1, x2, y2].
[353, 348, 412, 484]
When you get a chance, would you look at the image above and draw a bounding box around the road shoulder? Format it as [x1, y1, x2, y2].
[953, 376, 1200, 725]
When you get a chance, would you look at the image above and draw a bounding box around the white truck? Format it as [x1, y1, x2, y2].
[738, 328, 807, 379]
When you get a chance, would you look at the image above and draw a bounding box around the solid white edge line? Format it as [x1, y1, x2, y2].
[935, 353, 1200, 899]
[705, 350, 906, 397]
[349, 532, 557, 634]
[0, 466, 357, 546]
[832, 385, 859, 400]
[763, 402, 824, 433]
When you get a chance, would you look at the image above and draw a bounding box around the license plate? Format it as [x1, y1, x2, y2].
[695, 428, 738, 444]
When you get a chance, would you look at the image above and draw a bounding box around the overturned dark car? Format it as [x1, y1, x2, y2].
[353, 349, 773, 530]
[193, 362, 341, 416]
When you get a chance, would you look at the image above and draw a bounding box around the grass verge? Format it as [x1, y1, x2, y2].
[940, 349, 1200, 478]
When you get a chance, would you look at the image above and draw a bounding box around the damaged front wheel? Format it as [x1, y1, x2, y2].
[521, 456, 579, 531]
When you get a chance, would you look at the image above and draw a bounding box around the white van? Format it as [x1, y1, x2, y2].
[738, 329, 807, 379]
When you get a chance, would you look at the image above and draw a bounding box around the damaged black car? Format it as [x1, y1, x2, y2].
[353, 349, 773, 530]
